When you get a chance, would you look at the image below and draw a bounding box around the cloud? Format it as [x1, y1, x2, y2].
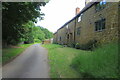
[35, 0, 85, 33]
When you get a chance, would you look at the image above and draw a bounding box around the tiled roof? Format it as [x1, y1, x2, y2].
[57, 1, 96, 31]
[53, 32, 57, 35]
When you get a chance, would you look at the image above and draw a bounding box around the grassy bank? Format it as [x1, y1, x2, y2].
[72, 42, 119, 78]
[43, 42, 119, 78]
[2, 43, 33, 65]
[42, 44, 82, 78]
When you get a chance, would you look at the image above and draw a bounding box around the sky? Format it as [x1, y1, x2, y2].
[35, 0, 85, 33]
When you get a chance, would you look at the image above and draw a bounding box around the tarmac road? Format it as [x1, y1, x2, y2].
[2, 44, 50, 78]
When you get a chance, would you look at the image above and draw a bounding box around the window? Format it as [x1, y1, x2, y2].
[67, 34, 69, 39]
[60, 37, 61, 41]
[78, 16, 81, 22]
[95, 0, 106, 11]
[66, 25, 68, 29]
[103, 0, 107, 5]
[77, 27, 81, 35]
[78, 14, 83, 22]
[95, 18, 106, 31]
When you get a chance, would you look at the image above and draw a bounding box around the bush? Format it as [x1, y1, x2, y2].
[34, 39, 41, 43]
[70, 42, 76, 48]
[75, 43, 81, 49]
[75, 40, 98, 50]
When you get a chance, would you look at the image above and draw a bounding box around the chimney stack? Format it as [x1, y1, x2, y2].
[75, 7, 80, 15]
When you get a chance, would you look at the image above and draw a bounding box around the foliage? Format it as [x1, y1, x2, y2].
[39, 26, 53, 39]
[75, 40, 98, 50]
[72, 42, 119, 78]
[21, 22, 53, 44]
[33, 26, 45, 41]
[22, 21, 35, 44]
[34, 39, 41, 43]
[2, 2, 46, 45]
[43, 42, 119, 78]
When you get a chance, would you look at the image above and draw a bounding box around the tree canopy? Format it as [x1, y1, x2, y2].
[2, 2, 52, 45]
[22, 21, 53, 44]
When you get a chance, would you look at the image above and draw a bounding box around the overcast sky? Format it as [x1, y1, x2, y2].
[35, 0, 85, 33]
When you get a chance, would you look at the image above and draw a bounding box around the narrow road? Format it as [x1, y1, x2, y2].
[2, 44, 50, 78]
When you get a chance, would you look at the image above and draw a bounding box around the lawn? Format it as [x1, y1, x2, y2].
[2, 43, 33, 65]
[42, 42, 119, 78]
[42, 44, 88, 78]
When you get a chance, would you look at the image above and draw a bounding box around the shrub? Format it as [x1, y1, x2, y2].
[70, 42, 76, 48]
[75, 40, 98, 50]
[34, 39, 41, 43]
[75, 43, 81, 49]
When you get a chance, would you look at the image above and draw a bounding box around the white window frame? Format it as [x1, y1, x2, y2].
[66, 25, 68, 29]
[78, 16, 81, 22]
[78, 14, 83, 22]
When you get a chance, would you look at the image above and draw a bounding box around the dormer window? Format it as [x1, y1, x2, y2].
[78, 14, 83, 22]
[66, 25, 68, 29]
[103, 0, 107, 5]
[78, 16, 81, 22]
[95, 0, 106, 12]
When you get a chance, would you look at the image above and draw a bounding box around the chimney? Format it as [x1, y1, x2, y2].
[75, 7, 80, 15]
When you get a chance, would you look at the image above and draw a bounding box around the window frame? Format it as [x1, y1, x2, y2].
[76, 27, 81, 35]
[95, 18, 106, 32]
[78, 14, 83, 22]
[78, 15, 81, 22]
[95, 0, 106, 12]
[66, 25, 68, 29]
[60, 36, 61, 41]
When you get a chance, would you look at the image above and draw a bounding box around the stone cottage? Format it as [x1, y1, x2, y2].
[53, 0, 120, 47]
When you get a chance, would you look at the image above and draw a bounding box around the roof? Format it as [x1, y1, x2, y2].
[57, 1, 97, 31]
[53, 32, 57, 35]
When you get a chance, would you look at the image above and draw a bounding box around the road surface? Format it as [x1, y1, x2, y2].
[2, 44, 50, 78]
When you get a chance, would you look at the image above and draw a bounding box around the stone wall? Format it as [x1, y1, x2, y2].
[75, 2, 119, 45]
[53, 32, 57, 44]
[67, 20, 75, 46]
[54, 2, 119, 47]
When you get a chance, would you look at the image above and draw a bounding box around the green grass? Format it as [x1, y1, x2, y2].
[43, 42, 119, 78]
[42, 44, 85, 78]
[72, 42, 119, 78]
[2, 43, 33, 65]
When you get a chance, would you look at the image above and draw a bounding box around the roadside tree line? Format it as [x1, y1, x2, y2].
[2, 2, 52, 46]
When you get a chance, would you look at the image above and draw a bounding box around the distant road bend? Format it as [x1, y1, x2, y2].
[3, 44, 50, 78]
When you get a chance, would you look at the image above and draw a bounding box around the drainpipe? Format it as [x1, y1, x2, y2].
[118, 2, 120, 43]
[74, 18, 77, 47]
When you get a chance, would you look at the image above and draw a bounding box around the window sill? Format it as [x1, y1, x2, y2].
[95, 29, 106, 32]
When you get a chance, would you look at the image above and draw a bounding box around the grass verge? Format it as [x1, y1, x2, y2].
[42, 44, 84, 78]
[2, 43, 33, 65]
[43, 42, 119, 78]
[72, 42, 119, 78]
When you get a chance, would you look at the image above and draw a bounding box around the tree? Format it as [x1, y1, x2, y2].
[21, 22, 53, 44]
[32, 26, 53, 42]
[2, 2, 46, 45]
[40, 27, 53, 39]
[21, 21, 35, 43]
[33, 27, 45, 41]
